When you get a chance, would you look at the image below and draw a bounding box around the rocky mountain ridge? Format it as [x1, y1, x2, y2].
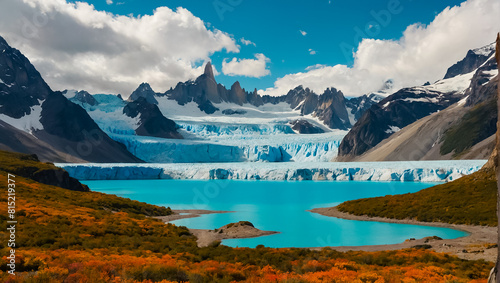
[0, 35, 142, 163]
[338, 42, 498, 161]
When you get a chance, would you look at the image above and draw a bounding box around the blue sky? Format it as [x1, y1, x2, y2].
[1, 0, 498, 97]
[75, 0, 467, 91]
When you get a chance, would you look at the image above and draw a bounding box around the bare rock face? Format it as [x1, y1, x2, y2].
[70, 90, 99, 106]
[315, 88, 351, 130]
[0, 36, 52, 118]
[163, 62, 225, 110]
[123, 97, 183, 139]
[444, 43, 495, 79]
[283, 86, 352, 130]
[346, 93, 382, 121]
[290, 120, 325, 134]
[465, 56, 498, 107]
[228, 81, 247, 105]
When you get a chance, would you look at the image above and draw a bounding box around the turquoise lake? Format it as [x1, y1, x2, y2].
[83, 179, 468, 248]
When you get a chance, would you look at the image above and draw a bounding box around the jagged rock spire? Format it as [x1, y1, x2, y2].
[204, 61, 215, 81]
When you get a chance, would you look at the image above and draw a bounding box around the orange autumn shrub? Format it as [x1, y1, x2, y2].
[0, 151, 495, 283]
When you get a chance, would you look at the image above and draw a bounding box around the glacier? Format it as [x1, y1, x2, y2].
[110, 132, 344, 163]
[58, 160, 486, 182]
[69, 93, 347, 163]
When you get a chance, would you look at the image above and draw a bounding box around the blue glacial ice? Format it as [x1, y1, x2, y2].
[58, 160, 486, 182]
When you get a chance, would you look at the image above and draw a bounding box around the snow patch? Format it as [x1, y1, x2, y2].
[420, 71, 474, 94]
[471, 43, 495, 57]
[346, 107, 356, 126]
[385, 126, 401, 134]
[402, 97, 439, 103]
[483, 69, 498, 78]
[0, 100, 44, 132]
[62, 90, 78, 99]
[457, 96, 469, 106]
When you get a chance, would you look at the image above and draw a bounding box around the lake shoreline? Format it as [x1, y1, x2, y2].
[160, 208, 498, 262]
[155, 209, 234, 222]
[310, 206, 498, 262]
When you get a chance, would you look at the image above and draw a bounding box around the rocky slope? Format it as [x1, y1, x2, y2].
[0, 35, 142, 163]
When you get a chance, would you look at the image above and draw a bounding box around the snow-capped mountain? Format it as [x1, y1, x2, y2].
[0, 35, 142, 163]
[338, 42, 498, 160]
[158, 62, 379, 130]
[71, 87, 349, 163]
[64, 60, 383, 163]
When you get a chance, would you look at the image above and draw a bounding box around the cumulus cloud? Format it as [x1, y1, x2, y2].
[240, 38, 256, 46]
[262, 0, 500, 97]
[299, 30, 307, 36]
[222, 53, 270, 77]
[106, 0, 113, 5]
[0, 0, 239, 96]
[308, 48, 316, 55]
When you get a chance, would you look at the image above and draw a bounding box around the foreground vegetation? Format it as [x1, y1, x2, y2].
[0, 150, 494, 282]
[338, 168, 497, 226]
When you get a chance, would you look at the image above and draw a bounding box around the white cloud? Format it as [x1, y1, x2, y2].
[299, 30, 307, 36]
[308, 48, 316, 55]
[262, 0, 500, 97]
[222, 53, 271, 77]
[240, 38, 256, 46]
[106, 0, 113, 5]
[0, 0, 239, 96]
[306, 64, 327, 70]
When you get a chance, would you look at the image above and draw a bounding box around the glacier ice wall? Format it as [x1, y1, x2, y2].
[176, 122, 296, 138]
[58, 160, 486, 182]
[110, 134, 342, 163]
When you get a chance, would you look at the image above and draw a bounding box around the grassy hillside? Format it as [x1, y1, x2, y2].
[0, 150, 494, 282]
[440, 100, 497, 157]
[338, 168, 497, 226]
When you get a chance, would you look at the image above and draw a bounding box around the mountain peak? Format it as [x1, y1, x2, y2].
[231, 81, 242, 90]
[204, 61, 215, 80]
[0, 35, 8, 51]
[444, 42, 495, 79]
[137, 82, 153, 92]
[129, 82, 158, 105]
[471, 42, 495, 57]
